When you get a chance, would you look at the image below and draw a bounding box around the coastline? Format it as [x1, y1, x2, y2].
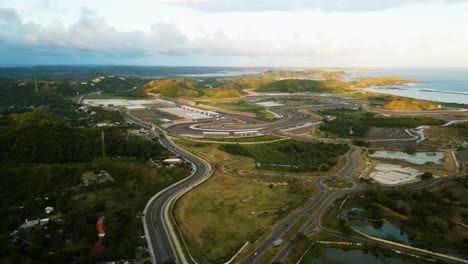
[362, 85, 468, 104]
[418, 89, 468, 96]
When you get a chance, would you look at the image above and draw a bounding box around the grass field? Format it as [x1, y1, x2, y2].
[174, 140, 318, 263]
[322, 178, 354, 189]
[194, 100, 276, 121]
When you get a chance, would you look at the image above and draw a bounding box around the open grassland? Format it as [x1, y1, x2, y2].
[174, 140, 318, 263]
[195, 100, 276, 121]
[381, 99, 439, 110]
[425, 125, 467, 147]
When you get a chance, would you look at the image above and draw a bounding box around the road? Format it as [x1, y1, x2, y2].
[124, 112, 212, 263]
[239, 145, 363, 264]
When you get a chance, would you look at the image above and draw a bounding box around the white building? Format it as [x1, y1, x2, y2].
[234, 131, 260, 137]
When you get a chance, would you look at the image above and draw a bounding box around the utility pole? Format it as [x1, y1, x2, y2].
[101, 130, 106, 158]
[34, 79, 38, 93]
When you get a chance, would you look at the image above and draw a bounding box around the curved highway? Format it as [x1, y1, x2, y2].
[123, 112, 212, 263]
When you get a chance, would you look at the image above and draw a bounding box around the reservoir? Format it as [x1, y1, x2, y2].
[344, 208, 410, 244]
[369, 151, 445, 165]
[301, 247, 414, 264]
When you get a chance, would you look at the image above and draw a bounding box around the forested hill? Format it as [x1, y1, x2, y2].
[256, 79, 351, 93]
[0, 77, 82, 114]
[0, 108, 166, 163]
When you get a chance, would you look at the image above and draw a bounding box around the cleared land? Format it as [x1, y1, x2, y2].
[368, 163, 422, 186]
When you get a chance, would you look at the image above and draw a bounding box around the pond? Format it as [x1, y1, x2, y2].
[301, 247, 414, 264]
[344, 208, 410, 245]
[369, 151, 445, 165]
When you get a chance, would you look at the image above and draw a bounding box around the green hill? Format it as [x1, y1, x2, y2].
[256, 79, 351, 93]
[145, 78, 243, 98]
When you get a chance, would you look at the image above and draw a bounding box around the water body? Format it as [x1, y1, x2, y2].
[344, 208, 410, 245]
[176, 71, 264, 77]
[301, 248, 414, 264]
[369, 151, 445, 165]
[345, 68, 468, 104]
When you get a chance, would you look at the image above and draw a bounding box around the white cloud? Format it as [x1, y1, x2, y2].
[0, 7, 355, 58]
[161, 0, 464, 12]
[0, 2, 468, 67]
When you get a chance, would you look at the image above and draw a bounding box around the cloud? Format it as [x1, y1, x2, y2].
[0, 8, 21, 24]
[1, 5, 467, 67]
[0, 7, 346, 59]
[161, 0, 464, 12]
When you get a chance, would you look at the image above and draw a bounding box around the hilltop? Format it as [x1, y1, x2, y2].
[381, 98, 440, 110]
[144, 78, 243, 98]
[256, 79, 351, 93]
[353, 77, 421, 87]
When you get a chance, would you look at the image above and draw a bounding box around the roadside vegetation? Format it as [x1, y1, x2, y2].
[219, 140, 349, 172]
[322, 178, 354, 189]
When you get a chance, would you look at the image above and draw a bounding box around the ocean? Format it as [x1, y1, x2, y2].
[345, 68, 468, 105]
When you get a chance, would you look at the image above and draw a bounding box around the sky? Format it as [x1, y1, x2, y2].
[0, 0, 467, 67]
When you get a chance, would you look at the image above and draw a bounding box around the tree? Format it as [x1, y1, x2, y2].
[421, 172, 433, 180]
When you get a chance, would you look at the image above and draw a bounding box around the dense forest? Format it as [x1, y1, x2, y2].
[0, 108, 166, 163]
[0, 107, 191, 263]
[219, 140, 349, 172]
